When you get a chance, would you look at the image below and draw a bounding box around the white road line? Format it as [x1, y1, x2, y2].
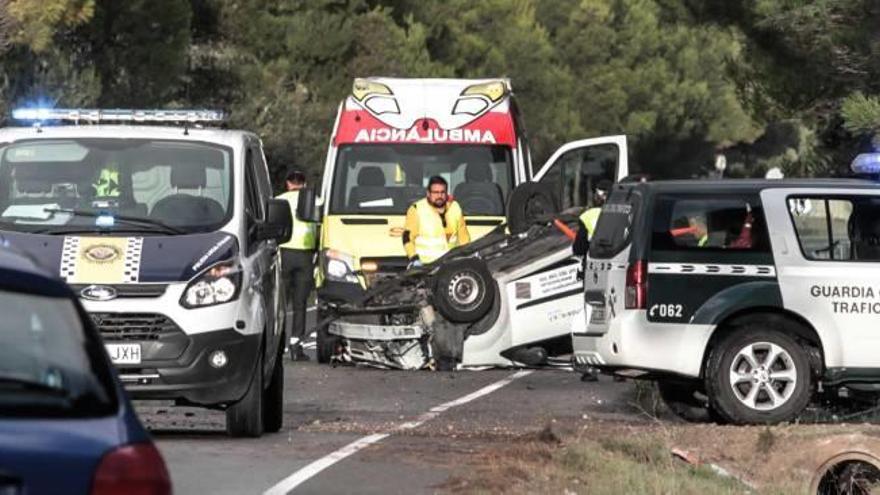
[306, 306, 317, 312]
[263, 370, 533, 495]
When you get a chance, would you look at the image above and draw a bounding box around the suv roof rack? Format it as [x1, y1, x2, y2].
[10, 108, 226, 125]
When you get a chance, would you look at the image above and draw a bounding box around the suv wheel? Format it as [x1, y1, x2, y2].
[226, 353, 264, 437]
[263, 344, 285, 433]
[706, 327, 812, 425]
[657, 380, 716, 423]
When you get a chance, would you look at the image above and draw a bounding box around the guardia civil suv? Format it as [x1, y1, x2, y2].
[574, 178, 880, 424]
[0, 108, 292, 437]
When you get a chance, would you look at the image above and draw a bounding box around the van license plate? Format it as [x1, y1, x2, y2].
[106, 344, 142, 364]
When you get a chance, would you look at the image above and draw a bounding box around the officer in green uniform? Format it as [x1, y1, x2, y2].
[277, 170, 317, 361]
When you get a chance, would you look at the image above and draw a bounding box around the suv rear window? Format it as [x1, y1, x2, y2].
[589, 186, 640, 259]
[651, 194, 770, 253]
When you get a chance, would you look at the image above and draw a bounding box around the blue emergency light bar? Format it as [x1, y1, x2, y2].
[851, 152, 880, 175]
[11, 108, 226, 124]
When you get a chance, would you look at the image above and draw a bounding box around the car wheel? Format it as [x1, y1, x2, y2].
[706, 327, 812, 425]
[432, 258, 495, 323]
[226, 352, 264, 437]
[506, 182, 559, 235]
[316, 308, 338, 364]
[657, 380, 715, 423]
[263, 344, 284, 433]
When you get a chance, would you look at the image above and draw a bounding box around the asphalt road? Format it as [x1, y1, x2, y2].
[137, 355, 643, 494]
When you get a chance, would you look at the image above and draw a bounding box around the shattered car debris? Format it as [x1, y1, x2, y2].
[322, 210, 585, 370]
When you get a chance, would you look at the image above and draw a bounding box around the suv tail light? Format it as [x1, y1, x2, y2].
[625, 260, 647, 309]
[91, 443, 171, 495]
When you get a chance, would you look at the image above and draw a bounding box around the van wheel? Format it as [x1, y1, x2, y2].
[706, 327, 812, 425]
[432, 258, 495, 323]
[226, 354, 264, 437]
[316, 309, 338, 364]
[262, 345, 285, 433]
[506, 183, 559, 235]
[657, 380, 715, 423]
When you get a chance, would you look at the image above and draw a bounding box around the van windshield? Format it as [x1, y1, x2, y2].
[330, 144, 514, 216]
[589, 186, 640, 259]
[0, 138, 233, 235]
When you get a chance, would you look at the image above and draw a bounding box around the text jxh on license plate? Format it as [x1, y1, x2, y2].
[106, 344, 141, 364]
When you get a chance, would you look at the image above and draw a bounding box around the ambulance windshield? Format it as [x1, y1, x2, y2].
[330, 144, 514, 216]
[0, 138, 233, 234]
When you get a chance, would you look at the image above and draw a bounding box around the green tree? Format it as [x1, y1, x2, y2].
[553, 0, 759, 177]
[85, 0, 192, 106]
[211, 0, 449, 184]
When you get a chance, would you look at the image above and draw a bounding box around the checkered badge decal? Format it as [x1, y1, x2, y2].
[60, 236, 143, 284]
[124, 237, 143, 282]
[60, 236, 81, 281]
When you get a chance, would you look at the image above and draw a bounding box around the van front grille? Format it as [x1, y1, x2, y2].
[90, 313, 181, 341]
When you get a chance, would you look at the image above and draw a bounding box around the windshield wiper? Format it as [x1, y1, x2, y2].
[0, 376, 71, 397]
[42, 207, 185, 235]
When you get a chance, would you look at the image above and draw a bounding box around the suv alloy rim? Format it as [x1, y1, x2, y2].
[728, 341, 798, 411]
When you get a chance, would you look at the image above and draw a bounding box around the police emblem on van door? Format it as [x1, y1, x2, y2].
[84, 244, 120, 263]
[80, 285, 117, 301]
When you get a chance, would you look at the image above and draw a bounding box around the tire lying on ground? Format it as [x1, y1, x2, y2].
[432, 258, 495, 323]
[657, 379, 716, 423]
[506, 182, 559, 235]
[314, 307, 339, 364]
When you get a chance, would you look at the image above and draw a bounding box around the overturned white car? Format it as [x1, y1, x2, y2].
[321, 186, 586, 370]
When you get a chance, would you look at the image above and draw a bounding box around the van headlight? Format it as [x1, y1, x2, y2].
[181, 262, 242, 308]
[324, 250, 359, 284]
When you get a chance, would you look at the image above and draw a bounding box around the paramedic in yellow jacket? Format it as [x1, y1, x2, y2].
[277, 170, 317, 361]
[404, 176, 471, 268]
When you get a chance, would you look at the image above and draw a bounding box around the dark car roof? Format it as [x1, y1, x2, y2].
[617, 178, 876, 195]
[0, 246, 71, 297]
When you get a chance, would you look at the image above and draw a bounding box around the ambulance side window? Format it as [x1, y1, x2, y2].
[787, 196, 880, 261]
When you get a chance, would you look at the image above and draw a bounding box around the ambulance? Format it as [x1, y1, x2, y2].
[303, 77, 629, 361]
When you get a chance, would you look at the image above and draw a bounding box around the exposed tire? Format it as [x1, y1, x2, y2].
[432, 258, 495, 323]
[226, 353, 264, 438]
[705, 326, 813, 425]
[262, 345, 284, 433]
[316, 308, 338, 364]
[657, 380, 715, 423]
[506, 182, 559, 235]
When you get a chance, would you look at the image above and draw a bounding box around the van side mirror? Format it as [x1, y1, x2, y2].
[296, 187, 322, 223]
[259, 198, 292, 243]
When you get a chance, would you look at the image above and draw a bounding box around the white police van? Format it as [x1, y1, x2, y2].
[574, 177, 880, 424]
[0, 109, 291, 437]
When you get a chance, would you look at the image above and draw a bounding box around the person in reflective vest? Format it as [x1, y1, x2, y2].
[403, 175, 470, 268]
[573, 179, 611, 256]
[277, 170, 317, 361]
[572, 179, 611, 382]
[93, 164, 121, 197]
